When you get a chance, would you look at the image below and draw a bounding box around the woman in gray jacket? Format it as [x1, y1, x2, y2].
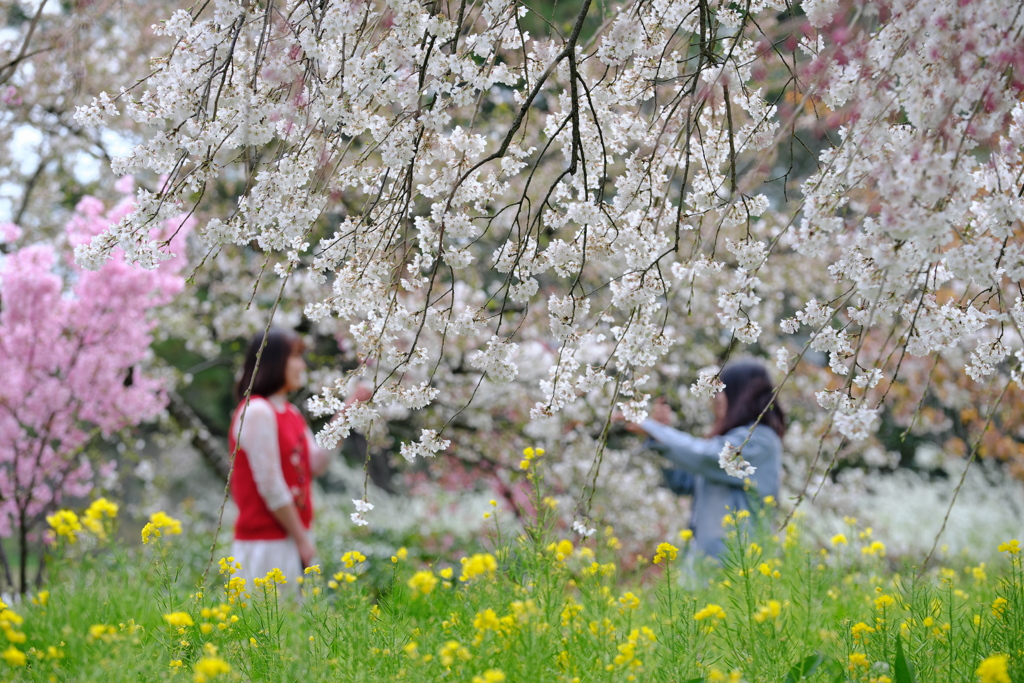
[633, 361, 785, 560]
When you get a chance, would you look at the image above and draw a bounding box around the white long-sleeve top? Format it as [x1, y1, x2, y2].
[232, 395, 326, 511]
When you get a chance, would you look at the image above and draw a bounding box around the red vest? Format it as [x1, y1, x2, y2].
[229, 398, 313, 540]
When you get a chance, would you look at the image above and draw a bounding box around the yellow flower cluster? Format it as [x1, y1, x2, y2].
[329, 571, 358, 589]
[848, 652, 870, 670]
[459, 553, 497, 582]
[582, 561, 616, 578]
[163, 612, 194, 628]
[753, 599, 783, 623]
[47, 510, 83, 542]
[874, 593, 896, 611]
[198, 604, 237, 634]
[609, 626, 656, 673]
[861, 541, 886, 557]
[617, 591, 641, 611]
[408, 570, 439, 597]
[0, 601, 26, 650]
[519, 446, 544, 471]
[694, 603, 727, 622]
[997, 539, 1020, 555]
[1, 645, 26, 667]
[652, 542, 678, 564]
[341, 550, 367, 568]
[976, 653, 1011, 683]
[141, 511, 182, 544]
[253, 567, 287, 588]
[193, 654, 231, 682]
[707, 667, 743, 682]
[218, 556, 241, 576]
[850, 621, 876, 640]
[81, 497, 119, 539]
[471, 669, 505, 683]
[88, 624, 117, 642]
[547, 539, 573, 561]
[438, 640, 471, 667]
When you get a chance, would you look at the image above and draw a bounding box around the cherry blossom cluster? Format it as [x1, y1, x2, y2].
[70, 0, 1024, 525]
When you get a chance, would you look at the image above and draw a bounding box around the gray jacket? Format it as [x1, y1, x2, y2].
[642, 420, 782, 560]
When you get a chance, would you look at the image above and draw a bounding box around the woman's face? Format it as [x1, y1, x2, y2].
[283, 347, 307, 393]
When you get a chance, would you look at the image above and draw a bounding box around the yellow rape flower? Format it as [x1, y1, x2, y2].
[874, 594, 895, 610]
[438, 640, 471, 667]
[193, 655, 231, 682]
[31, 590, 48, 608]
[471, 670, 506, 683]
[694, 603, 726, 622]
[546, 539, 573, 561]
[84, 497, 118, 521]
[862, 541, 886, 557]
[253, 568, 287, 588]
[47, 510, 82, 543]
[0, 608, 22, 630]
[653, 542, 678, 564]
[831, 533, 848, 547]
[141, 511, 182, 544]
[976, 654, 1011, 683]
[341, 550, 366, 568]
[407, 570, 439, 597]
[560, 599, 583, 626]
[617, 592, 641, 611]
[1, 646, 26, 667]
[997, 539, 1020, 555]
[473, 609, 501, 635]
[851, 622, 876, 640]
[459, 553, 497, 582]
[218, 556, 240, 576]
[164, 612, 194, 628]
[679, 529, 693, 542]
[991, 597, 1008, 618]
[848, 652, 870, 670]
[519, 446, 544, 471]
[88, 624, 117, 641]
[753, 599, 783, 623]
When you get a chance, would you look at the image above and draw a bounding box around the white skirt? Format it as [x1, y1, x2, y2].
[231, 538, 304, 585]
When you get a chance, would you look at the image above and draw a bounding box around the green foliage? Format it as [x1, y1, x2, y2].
[3, 503, 1024, 681]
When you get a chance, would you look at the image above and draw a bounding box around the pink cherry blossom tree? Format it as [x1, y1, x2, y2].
[0, 189, 189, 593]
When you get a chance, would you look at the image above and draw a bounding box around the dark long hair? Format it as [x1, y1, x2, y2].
[234, 328, 303, 402]
[709, 361, 786, 438]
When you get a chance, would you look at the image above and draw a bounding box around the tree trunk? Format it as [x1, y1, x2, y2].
[18, 514, 27, 595]
[0, 539, 13, 591]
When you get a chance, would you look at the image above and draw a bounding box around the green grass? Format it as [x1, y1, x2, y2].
[3, 501, 1023, 682]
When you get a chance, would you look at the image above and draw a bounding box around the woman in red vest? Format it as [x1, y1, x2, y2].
[228, 328, 328, 582]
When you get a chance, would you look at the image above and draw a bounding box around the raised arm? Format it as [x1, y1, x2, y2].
[641, 420, 777, 488]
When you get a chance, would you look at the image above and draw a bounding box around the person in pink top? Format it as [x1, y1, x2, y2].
[228, 328, 358, 582]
